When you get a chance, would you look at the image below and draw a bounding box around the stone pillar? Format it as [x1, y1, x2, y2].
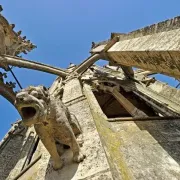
[84, 83, 133, 180]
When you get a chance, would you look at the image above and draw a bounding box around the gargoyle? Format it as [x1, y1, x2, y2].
[14, 85, 85, 170]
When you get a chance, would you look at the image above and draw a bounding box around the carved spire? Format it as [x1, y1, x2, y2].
[0, 6, 36, 56]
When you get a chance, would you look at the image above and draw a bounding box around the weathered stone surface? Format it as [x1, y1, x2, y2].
[91, 17, 180, 79]
[84, 84, 133, 180]
[63, 78, 84, 103]
[119, 16, 180, 40]
[120, 143, 180, 180]
[20, 136, 112, 180]
[148, 80, 180, 106]
[65, 100, 112, 179]
[107, 28, 180, 79]
[109, 118, 180, 180]
[0, 27, 6, 54]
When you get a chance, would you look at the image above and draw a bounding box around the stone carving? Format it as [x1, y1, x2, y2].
[0, 72, 7, 82]
[14, 85, 85, 170]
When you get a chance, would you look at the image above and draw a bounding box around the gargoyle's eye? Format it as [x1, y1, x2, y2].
[30, 90, 40, 98]
[31, 91, 42, 99]
[37, 96, 42, 100]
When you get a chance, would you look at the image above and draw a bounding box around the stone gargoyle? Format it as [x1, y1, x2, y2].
[14, 85, 85, 170]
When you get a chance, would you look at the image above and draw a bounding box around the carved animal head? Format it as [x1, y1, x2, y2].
[14, 85, 50, 126]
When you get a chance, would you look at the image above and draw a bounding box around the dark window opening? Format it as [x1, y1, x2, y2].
[93, 90, 131, 118]
[93, 88, 158, 118]
[119, 88, 158, 117]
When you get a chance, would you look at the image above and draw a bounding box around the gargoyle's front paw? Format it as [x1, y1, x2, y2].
[73, 151, 85, 163]
[53, 160, 63, 170]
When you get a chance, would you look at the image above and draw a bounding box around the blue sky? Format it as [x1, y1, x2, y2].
[0, 0, 180, 140]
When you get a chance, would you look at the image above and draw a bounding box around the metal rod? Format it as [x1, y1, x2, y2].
[8, 66, 23, 89]
[176, 82, 180, 88]
[108, 116, 180, 122]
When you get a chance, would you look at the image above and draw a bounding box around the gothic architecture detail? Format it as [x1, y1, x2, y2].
[0, 5, 180, 180]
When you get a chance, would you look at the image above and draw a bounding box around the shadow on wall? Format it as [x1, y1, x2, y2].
[135, 119, 180, 165]
[127, 83, 180, 165]
[45, 149, 79, 180]
[129, 80, 180, 165]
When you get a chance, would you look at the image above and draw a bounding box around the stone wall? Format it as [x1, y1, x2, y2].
[84, 83, 180, 180]
[2, 76, 180, 180]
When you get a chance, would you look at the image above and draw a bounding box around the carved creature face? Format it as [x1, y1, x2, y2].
[14, 86, 50, 126]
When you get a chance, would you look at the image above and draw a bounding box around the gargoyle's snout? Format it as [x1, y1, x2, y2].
[15, 92, 38, 123]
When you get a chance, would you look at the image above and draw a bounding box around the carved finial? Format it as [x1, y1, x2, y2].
[22, 36, 26, 40]
[30, 44, 37, 49]
[0, 5, 3, 12]
[3, 72, 7, 78]
[33, 44, 37, 49]
[0, 72, 7, 79]
[6, 81, 16, 89]
[22, 50, 27, 54]
[10, 24, 15, 29]
[9, 81, 16, 89]
[68, 63, 76, 68]
[91, 42, 95, 48]
[17, 30, 22, 36]
[17, 55, 22, 58]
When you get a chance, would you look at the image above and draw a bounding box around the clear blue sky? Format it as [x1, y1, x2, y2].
[0, 0, 180, 140]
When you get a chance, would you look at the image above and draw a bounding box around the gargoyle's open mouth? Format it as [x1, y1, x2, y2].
[21, 107, 37, 119]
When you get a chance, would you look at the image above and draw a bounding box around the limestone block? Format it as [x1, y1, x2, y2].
[62, 78, 83, 103]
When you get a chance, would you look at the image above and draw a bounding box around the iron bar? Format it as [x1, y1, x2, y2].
[8, 66, 23, 89]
